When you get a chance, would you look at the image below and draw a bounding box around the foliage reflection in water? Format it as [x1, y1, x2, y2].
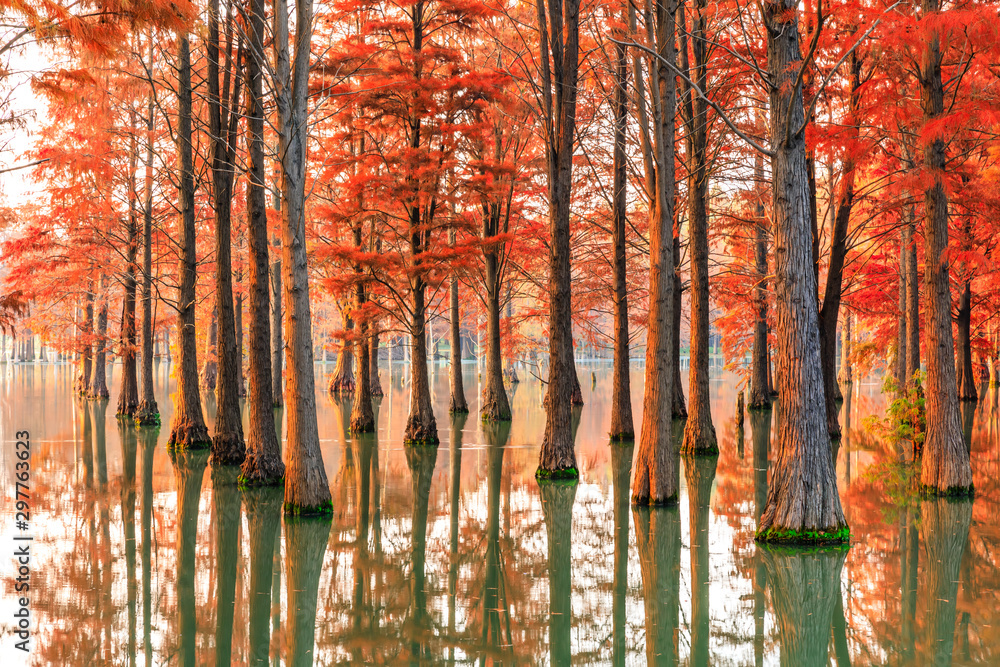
[0, 361, 997, 665]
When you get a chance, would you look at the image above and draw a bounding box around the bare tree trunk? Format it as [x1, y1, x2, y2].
[201, 307, 218, 392]
[328, 312, 355, 395]
[905, 210, 920, 384]
[405, 288, 438, 443]
[78, 283, 94, 396]
[450, 232, 470, 414]
[838, 313, 852, 390]
[91, 274, 110, 399]
[271, 249, 283, 406]
[918, 0, 973, 496]
[481, 235, 509, 421]
[896, 232, 908, 390]
[240, 0, 285, 485]
[755, 0, 847, 543]
[609, 20, 633, 441]
[671, 238, 686, 420]
[136, 48, 159, 425]
[748, 148, 770, 409]
[633, 0, 679, 504]
[275, 0, 331, 512]
[535, 0, 583, 478]
[351, 225, 375, 432]
[118, 158, 140, 417]
[956, 280, 976, 401]
[680, 0, 715, 454]
[369, 328, 382, 397]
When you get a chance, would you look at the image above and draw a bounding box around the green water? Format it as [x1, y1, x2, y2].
[1, 361, 997, 665]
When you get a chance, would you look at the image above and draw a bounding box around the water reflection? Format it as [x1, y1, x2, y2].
[5, 364, 1000, 665]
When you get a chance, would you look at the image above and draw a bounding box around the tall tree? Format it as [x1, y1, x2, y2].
[275, 0, 331, 512]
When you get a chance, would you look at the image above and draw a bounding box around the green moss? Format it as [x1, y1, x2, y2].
[535, 466, 579, 481]
[449, 407, 471, 415]
[608, 433, 635, 444]
[167, 440, 211, 451]
[480, 414, 513, 424]
[755, 525, 850, 545]
[134, 415, 161, 427]
[919, 483, 975, 499]
[632, 494, 679, 507]
[284, 499, 334, 517]
[746, 403, 773, 413]
[237, 474, 285, 488]
[680, 443, 719, 457]
[404, 438, 440, 447]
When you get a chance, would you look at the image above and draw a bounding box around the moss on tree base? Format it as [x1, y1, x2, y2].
[919, 483, 975, 498]
[284, 499, 334, 517]
[404, 438, 440, 447]
[133, 411, 161, 427]
[631, 493, 679, 507]
[680, 443, 719, 457]
[755, 525, 850, 545]
[480, 412, 513, 424]
[608, 433, 635, 444]
[535, 466, 579, 481]
[746, 402, 773, 412]
[238, 473, 284, 488]
[449, 406, 470, 415]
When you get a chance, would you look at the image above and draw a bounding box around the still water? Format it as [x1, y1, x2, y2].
[1, 361, 998, 665]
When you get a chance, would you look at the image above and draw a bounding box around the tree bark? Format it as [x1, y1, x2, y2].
[90, 274, 110, 399]
[609, 19, 633, 441]
[78, 282, 94, 396]
[671, 241, 686, 420]
[918, 0, 973, 496]
[328, 311, 355, 395]
[136, 51, 159, 425]
[956, 280, 976, 401]
[369, 327, 383, 397]
[838, 313, 853, 390]
[240, 0, 285, 485]
[271, 249, 283, 406]
[207, 2, 246, 464]
[405, 293, 438, 443]
[449, 236, 470, 414]
[481, 229, 510, 422]
[118, 176, 140, 417]
[905, 209, 920, 384]
[275, 0, 331, 512]
[351, 221, 375, 432]
[632, 0, 679, 504]
[755, 0, 847, 543]
[897, 231, 908, 389]
[201, 306, 218, 392]
[680, 0, 715, 455]
[535, 0, 583, 477]
[748, 180, 770, 410]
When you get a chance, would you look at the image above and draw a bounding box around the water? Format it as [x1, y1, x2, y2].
[1, 361, 998, 665]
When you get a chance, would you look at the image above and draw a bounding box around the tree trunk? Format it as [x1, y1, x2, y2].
[328, 312, 355, 396]
[369, 328, 383, 397]
[755, 0, 847, 543]
[760, 544, 846, 666]
[606, 20, 633, 441]
[481, 238, 510, 421]
[351, 220, 375, 432]
[201, 306, 218, 392]
[671, 245, 686, 420]
[136, 56, 159, 426]
[918, 0, 973, 496]
[275, 0, 331, 513]
[481, 420, 511, 654]
[168, 36, 211, 450]
[207, 0, 245, 465]
[405, 291, 438, 443]
[838, 313, 853, 391]
[91, 274, 110, 399]
[687, 455, 717, 664]
[634, 504, 681, 666]
[749, 203, 770, 410]
[896, 232, 908, 390]
[271, 250, 283, 406]
[905, 210, 920, 384]
[240, 0, 285, 485]
[535, 0, 583, 478]
[633, 0, 679, 504]
[449, 244, 470, 414]
[680, 0, 715, 455]
[118, 198, 139, 417]
[78, 285, 94, 395]
[957, 281, 976, 401]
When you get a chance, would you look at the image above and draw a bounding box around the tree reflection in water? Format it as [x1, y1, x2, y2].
[170, 447, 208, 667]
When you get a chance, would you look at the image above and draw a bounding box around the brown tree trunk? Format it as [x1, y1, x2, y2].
[206, 0, 245, 465]
[201, 306, 218, 392]
[78, 282, 94, 396]
[535, 0, 582, 478]
[351, 225, 375, 432]
[239, 0, 285, 485]
[91, 274, 110, 399]
[608, 22, 633, 441]
[136, 53, 159, 425]
[905, 210, 920, 384]
[450, 241, 470, 414]
[671, 241, 686, 420]
[634, 504, 681, 666]
[275, 0, 331, 513]
[633, 0, 680, 504]
[369, 328, 382, 397]
[896, 232, 908, 389]
[271, 248, 283, 406]
[679, 0, 715, 455]
[956, 280, 976, 401]
[481, 233, 510, 422]
[405, 289, 438, 443]
[118, 184, 140, 417]
[755, 0, 847, 543]
[838, 313, 853, 390]
[328, 311, 355, 396]
[918, 0, 973, 496]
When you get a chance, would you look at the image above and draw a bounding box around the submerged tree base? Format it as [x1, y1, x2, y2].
[284, 499, 334, 517]
[631, 493, 679, 507]
[747, 401, 773, 412]
[168, 419, 212, 450]
[919, 483, 975, 498]
[755, 525, 850, 545]
[212, 432, 246, 466]
[608, 432, 635, 444]
[133, 403, 160, 427]
[536, 466, 579, 481]
[404, 438, 440, 447]
[681, 443, 719, 456]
